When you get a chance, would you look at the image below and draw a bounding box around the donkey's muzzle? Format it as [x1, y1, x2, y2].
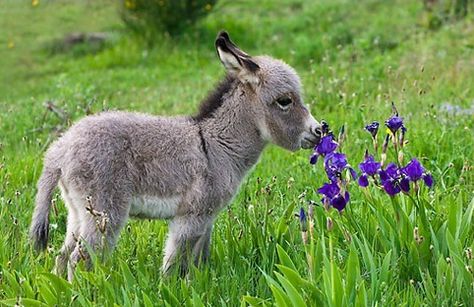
[300, 125, 322, 149]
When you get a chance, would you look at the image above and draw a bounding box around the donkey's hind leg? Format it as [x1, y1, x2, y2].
[53, 183, 82, 276]
[67, 193, 130, 282]
[192, 223, 213, 266]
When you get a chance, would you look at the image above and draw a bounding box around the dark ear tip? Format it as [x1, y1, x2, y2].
[217, 30, 230, 41]
[215, 36, 227, 49]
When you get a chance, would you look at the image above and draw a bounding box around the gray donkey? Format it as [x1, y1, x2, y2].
[30, 31, 322, 281]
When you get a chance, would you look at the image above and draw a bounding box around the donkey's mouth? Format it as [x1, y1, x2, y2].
[301, 137, 320, 149]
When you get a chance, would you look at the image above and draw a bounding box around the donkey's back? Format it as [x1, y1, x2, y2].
[53, 111, 205, 195]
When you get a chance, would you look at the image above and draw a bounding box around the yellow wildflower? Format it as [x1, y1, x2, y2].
[32, 0, 39, 6]
[7, 40, 15, 49]
[205, 3, 212, 11]
[125, 0, 136, 9]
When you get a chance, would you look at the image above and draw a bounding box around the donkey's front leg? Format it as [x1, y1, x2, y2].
[162, 215, 213, 275]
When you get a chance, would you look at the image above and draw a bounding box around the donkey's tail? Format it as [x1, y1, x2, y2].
[29, 165, 61, 251]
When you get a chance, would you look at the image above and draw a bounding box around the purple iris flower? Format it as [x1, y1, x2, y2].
[383, 179, 401, 196]
[310, 135, 338, 164]
[324, 152, 357, 182]
[358, 154, 382, 187]
[402, 158, 434, 188]
[379, 163, 403, 196]
[317, 181, 349, 211]
[358, 175, 369, 187]
[359, 155, 381, 176]
[365, 121, 379, 138]
[331, 192, 350, 212]
[423, 173, 434, 188]
[400, 177, 410, 193]
[385, 115, 404, 134]
[318, 181, 340, 200]
[379, 163, 399, 181]
[403, 159, 424, 181]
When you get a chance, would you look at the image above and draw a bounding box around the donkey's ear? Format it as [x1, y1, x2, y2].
[215, 31, 260, 86]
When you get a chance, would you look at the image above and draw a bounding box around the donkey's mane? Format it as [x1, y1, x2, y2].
[193, 74, 236, 122]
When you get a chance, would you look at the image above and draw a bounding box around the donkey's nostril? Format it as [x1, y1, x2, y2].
[312, 126, 322, 137]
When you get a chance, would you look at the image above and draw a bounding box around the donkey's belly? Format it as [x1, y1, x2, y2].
[129, 195, 181, 219]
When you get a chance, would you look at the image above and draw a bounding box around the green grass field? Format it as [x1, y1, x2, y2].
[1, 0, 473, 306]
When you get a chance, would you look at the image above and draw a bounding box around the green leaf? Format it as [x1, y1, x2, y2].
[191, 289, 205, 307]
[345, 244, 360, 302]
[275, 272, 306, 306]
[161, 283, 180, 306]
[133, 295, 141, 307]
[331, 260, 344, 307]
[37, 279, 58, 306]
[420, 271, 435, 303]
[121, 286, 132, 307]
[447, 199, 462, 240]
[261, 270, 289, 307]
[276, 245, 297, 271]
[0, 298, 49, 307]
[2, 270, 20, 298]
[379, 250, 392, 286]
[269, 284, 290, 307]
[142, 291, 154, 307]
[275, 265, 303, 286]
[355, 282, 367, 307]
[275, 202, 296, 239]
[39, 272, 72, 297]
[242, 295, 267, 306]
[446, 231, 461, 257]
[119, 259, 136, 288]
[353, 236, 378, 301]
[459, 197, 474, 241]
[429, 224, 440, 258]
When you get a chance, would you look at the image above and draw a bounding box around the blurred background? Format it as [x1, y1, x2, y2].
[1, 0, 472, 116]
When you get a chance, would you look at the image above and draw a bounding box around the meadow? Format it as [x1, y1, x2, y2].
[0, 0, 473, 306]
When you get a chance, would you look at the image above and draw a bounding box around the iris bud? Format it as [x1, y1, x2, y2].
[326, 217, 334, 231]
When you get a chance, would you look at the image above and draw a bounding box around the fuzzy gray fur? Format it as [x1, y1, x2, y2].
[29, 31, 322, 281]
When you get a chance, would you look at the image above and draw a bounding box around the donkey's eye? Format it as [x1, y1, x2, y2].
[276, 97, 293, 110]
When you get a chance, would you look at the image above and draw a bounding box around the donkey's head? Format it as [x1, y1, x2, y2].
[215, 31, 322, 151]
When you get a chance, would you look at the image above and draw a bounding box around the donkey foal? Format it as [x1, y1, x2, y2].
[30, 31, 322, 281]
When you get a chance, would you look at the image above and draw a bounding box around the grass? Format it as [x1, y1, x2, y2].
[0, 0, 473, 306]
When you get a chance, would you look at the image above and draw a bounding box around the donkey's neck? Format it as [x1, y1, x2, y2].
[198, 89, 266, 178]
